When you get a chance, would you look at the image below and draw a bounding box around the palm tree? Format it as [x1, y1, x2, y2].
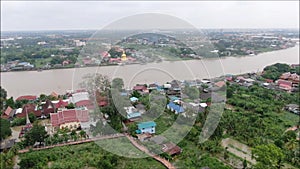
[70, 130, 77, 141]
[62, 132, 69, 143]
[79, 130, 86, 140]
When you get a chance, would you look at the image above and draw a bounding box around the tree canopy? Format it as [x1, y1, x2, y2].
[24, 123, 48, 146]
[0, 118, 12, 140]
[111, 78, 124, 91]
[252, 144, 285, 169]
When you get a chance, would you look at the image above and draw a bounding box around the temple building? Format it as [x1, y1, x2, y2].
[121, 50, 127, 61]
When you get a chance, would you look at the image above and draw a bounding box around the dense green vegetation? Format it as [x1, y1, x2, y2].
[0, 118, 12, 140]
[224, 83, 299, 167]
[24, 123, 48, 146]
[0, 86, 7, 112]
[262, 63, 299, 80]
[18, 142, 165, 169]
[252, 144, 285, 169]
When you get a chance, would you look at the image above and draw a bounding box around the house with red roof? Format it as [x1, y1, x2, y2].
[277, 79, 293, 91]
[162, 142, 182, 156]
[280, 72, 300, 84]
[1, 106, 13, 120]
[101, 51, 111, 58]
[52, 99, 69, 109]
[41, 100, 55, 116]
[109, 58, 121, 63]
[75, 100, 95, 110]
[133, 85, 148, 92]
[16, 104, 42, 118]
[265, 79, 274, 83]
[214, 81, 226, 88]
[16, 95, 37, 101]
[50, 108, 89, 130]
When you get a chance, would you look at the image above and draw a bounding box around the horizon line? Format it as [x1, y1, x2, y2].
[1, 27, 300, 33]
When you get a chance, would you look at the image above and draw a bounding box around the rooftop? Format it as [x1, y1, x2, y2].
[137, 121, 156, 129]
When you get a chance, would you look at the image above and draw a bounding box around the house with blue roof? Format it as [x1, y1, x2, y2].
[136, 121, 156, 134]
[169, 96, 180, 102]
[130, 97, 139, 102]
[167, 102, 185, 114]
[120, 92, 128, 96]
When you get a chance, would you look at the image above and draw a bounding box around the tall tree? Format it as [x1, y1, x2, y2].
[0, 86, 7, 111]
[0, 118, 12, 140]
[24, 123, 48, 146]
[0, 86, 7, 99]
[111, 78, 124, 91]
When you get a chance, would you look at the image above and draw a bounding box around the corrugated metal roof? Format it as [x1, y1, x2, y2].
[137, 121, 156, 129]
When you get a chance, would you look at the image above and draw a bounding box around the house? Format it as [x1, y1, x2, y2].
[148, 83, 159, 90]
[130, 97, 139, 102]
[50, 108, 89, 130]
[75, 100, 94, 110]
[162, 142, 182, 156]
[169, 96, 180, 102]
[120, 91, 129, 96]
[214, 81, 226, 88]
[16, 103, 42, 118]
[166, 80, 181, 96]
[265, 79, 274, 83]
[277, 79, 292, 91]
[16, 95, 37, 101]
[285, 104, 299, 115]
[109, 58, 121, 63]
[136, 121, 156, 134]
[225, 75, 233, 82]
[41, 100, 55, 117]
[95, 91, 108, 107]
[235, 76, 245, 83]
[167, 102, 184, 114]
[280, 72, 300, 84]
[1, 106, 14, 120]
[69, 91, 89, 104]
[52, 99, 69, 109]
[280, 72, 291, 80]
[136, 133, 152, 142]
[124, 106, 141, 119]
[133, 85, 148, 92]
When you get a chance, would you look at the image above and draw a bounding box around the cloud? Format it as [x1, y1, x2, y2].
[1, 1, 299, 31]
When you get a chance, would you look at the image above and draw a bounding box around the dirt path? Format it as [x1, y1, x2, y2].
[126, 134, 176, 169]
[18, 134, 125, 153]
[221, 138, 256, 164]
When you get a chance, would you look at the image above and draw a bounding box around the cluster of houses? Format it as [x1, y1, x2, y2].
[1, 90, 102, 137]
[277, 72, 299, 91]
[225, 69, 299, 115]
[1, 61, 35, 72]
[115, 79, 227, 156]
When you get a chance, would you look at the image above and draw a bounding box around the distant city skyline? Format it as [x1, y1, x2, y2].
[1, 1, 299, 31]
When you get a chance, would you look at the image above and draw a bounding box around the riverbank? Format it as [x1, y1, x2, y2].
[0, 46, 297, 74]
[1, 45, 299, 98]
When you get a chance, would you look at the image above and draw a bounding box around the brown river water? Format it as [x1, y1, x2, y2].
[1, 46, 299, 98]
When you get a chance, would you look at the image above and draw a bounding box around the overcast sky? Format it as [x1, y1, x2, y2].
[1, 1, 299, 31]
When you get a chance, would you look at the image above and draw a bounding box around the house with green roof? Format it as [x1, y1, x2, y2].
[136, 121, 156, 134]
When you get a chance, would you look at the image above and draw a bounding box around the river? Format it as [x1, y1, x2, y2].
[1, 46, 299, 98]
